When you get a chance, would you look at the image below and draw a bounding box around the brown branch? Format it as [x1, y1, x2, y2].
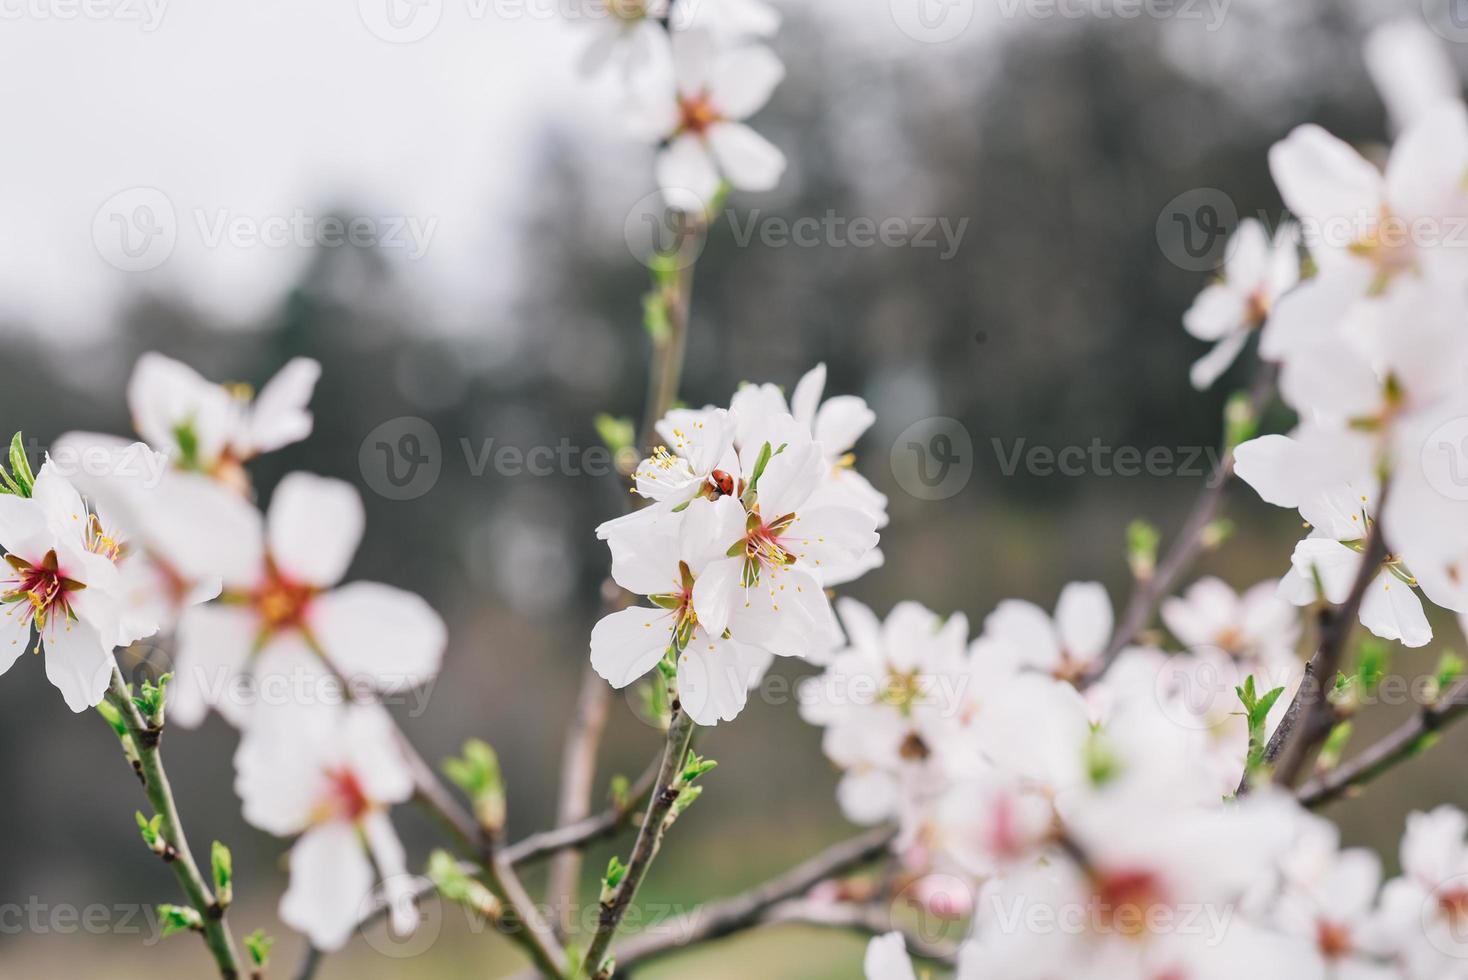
[581, 706, 697, 977]
[506, 758, 661, 867]
[1087, 363, 1277, 684]
[1298, 678, 1468, 808]
[1238, 514, 1389, 794]
[608, 825, 898, 971]
[548, 220, 703, 936]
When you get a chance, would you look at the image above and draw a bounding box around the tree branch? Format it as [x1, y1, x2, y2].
[608, 825, 898, 971]
[549, 219, 704, 935]
[104, 668, 244, 979]
[1297, 677, 1468, 808]
[1239, 513, 1389, 794]
[506, 759, 661, 866]
[1087, 364, 1278, 684]
[581, 706, 697, 977]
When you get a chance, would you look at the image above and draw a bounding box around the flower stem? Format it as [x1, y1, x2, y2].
[103, 667, 244, 979]
[581, 706, 697, 978]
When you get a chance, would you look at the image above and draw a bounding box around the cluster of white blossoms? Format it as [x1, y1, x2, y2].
[0, 353, 445, 951]
[573, 0, 786, 209]
[591, 363, 887, 724]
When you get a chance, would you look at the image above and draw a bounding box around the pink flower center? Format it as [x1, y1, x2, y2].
[2, 549, 83, 640]
[677, 92, 722, 136]
[254, 560, 316, 632]
[320, 767, 371, 823]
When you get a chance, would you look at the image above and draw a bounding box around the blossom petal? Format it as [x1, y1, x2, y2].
[656, 135, 721, 212]
[309, 582, 446, 692]
[706, 122, 785, 192]
[1267, 124, 1382, 230]
[280, 821, 375, 952]
[590, 606, 672, 688]
[42, 616, 114, 712]
[243, 357, 321, 455]
[1189, 330, 1250, 391]
[268, 473, 364, 588]
[709, 44, 784, 120]
[1055, 582, 1111, 664]
[1359, 571, 1433, 648]
[171, 604, 259, 728]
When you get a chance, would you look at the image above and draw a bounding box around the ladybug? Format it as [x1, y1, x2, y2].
[710, 469, 735, 497]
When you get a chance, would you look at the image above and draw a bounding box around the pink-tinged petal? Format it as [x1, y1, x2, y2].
[982, 599, 1060, 672]
[728, 566, 838, 658]
[268, 473, 364, 588]
[361, 810, 418, 939]
[243, 357, 321, 456]
[41, 616, 114, 712]
[170, 604, 260, 728]
[309, 583, 445, 693]
[280, 821, 375, 952]
[1359, 571, 1433, 648]
[1055, 581, 1112, 664]
[1268, 124, 1383, 229]
[655, 134, 722, 213]
[1365, 20, 1460, 133]
[790, 364, 827, 430]
[590, 606, 672, 688]
[708, 44, 784, 120]
[705, 122, 785, 191]
[1189, 331, 1250, 391]
[676, 632, 759, 724]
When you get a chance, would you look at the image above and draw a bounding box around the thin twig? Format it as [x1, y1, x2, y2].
[549, 219, 703, 935]
[609, 825, 898, 971]
[104, 668, 244, 979]
[581, 706, 697, 977]
[1087, 364, 1278, 684]
[1298, 678, 1468, 808]
[506, 758, 661, 866]
[1240, 514, 1389, 793]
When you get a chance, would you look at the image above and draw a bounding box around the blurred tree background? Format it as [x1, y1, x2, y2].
[2, 1, 1465, 975]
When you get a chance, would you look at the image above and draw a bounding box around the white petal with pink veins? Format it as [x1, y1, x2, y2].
[782, 504, 878, 571]
[267, 472, 364, 588]
[590, 606, 673, 688]
[310, 582, 445, 693]
[343, 705, 416, 806]
[280, 821, 376, 952]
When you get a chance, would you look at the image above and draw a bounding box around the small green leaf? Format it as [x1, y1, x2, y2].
[442, 740, 506, 834]
[211, 841, 233, 906]
[157, 904, 202, 937]
[427, 849, 501, 918]
[1125, 519, 1159, 581]
[679, 751, 718, 785]
[244, 929, 274, 968]
[1224, 391, 1259, 451]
